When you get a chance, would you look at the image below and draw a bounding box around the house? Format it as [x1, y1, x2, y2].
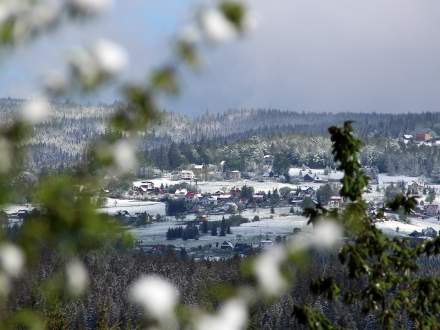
[133, 181, 155, 194]
[175, 189, 188, 198]
[327, 196, 343, 209]
[191, 165, 205, 180]
[401, 134, 414, 144]
[424, 204, 439, 217]
[422, 227, 438, 238]
[303, 173, 315, 182]
[408, 182, 423, 195]
[416, 132, 432, 142]
[185, 191, 198, 201]
[180, 170, 195, 180]
[191, 164, 218, 181]
[296, 186, 315, 198]
[205, 196, 218, 206]
[220, 241, 234, 250]
[229, 187, 241, 198]
[263, 155, 274, 166]
[227, 170, 241, 181]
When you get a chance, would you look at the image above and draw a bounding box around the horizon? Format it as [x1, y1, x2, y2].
[1, 97, 440, 117]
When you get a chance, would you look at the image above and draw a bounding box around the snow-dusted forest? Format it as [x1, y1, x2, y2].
[2, 98, 440, 176]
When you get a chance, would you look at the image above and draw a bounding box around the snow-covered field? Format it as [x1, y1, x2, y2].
[132, 214, 310, 248]
[377, 174, 426, 187]
[3, 204, 35, 215]
[98, 198, 166, 216]
[131, 208, 440, 248]
[196, 180, 300, 193]
[376, 217, 440, 236]
[141, 177, 320, 194]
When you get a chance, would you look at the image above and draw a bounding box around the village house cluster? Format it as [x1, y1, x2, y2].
[401, 130, 440, 146]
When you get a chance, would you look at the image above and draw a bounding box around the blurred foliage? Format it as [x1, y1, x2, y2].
[299, 122, 440, 329]
[0, 1, 250, 328]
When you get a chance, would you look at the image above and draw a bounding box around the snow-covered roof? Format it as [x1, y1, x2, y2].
[133, 180, 154, 188]
[218, 194, 232, 199]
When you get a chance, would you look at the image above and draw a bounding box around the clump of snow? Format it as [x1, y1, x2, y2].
[254, 246, 287, 296]
[129, 275, 179, 320]
[196, 298, 248, 330]
[70, 39, 128, 83]
[22, 96, 51, 124]
[199, 8, 237, 43]
[0, 243, 24, 278]
[312, 220, 343, 248]
[91, 39, 128, 76]
[66, 259, 89, 295]
[113, 140, 137, 173]
[288, 219, 342, 252]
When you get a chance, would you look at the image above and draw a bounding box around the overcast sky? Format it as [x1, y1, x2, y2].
[2, 0, 440, 115]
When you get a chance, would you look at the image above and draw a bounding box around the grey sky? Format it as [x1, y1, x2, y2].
[1, 0, 440, 115]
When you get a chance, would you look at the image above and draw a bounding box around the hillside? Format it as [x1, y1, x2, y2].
[2, 98, 440, 172]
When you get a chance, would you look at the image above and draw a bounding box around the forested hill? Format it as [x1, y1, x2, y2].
[158, 109, 440, 142]
[2, 98, 440, 141]
[1, 98, 440, 171]
[189, 110, 440, 140]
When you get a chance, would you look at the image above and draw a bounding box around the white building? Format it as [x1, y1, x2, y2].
[179, 170, 195, 180]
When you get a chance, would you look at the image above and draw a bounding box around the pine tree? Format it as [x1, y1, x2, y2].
[201, 221, 208, 234]
[226, 224, 232, 234]
[220, 217, 226, 236]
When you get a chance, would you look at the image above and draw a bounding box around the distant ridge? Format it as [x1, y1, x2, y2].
[1, 98, 440, 170]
